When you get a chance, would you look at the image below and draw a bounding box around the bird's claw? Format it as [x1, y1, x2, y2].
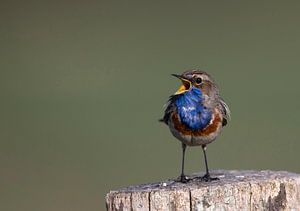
[176, 174, 191, 183]
[201, 173, 219, 182]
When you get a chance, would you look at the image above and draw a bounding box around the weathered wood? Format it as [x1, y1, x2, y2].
[105, 170, 300, 211]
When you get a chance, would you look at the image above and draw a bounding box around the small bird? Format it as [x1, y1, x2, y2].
[160, 70, 230, 182]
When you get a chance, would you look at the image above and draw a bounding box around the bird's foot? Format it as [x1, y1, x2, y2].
[176, 174, 191, 183]
[201, 173, 219, 182]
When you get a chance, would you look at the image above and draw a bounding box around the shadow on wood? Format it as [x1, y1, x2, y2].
[105, 170, 300, 210]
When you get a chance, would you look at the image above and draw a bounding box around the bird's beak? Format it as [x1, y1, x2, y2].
[171, 74, 192, 95]
[171, 74, 182, 79]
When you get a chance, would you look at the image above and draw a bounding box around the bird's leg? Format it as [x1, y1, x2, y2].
[201, 145, 219, 182]
[176, 143, 190, 183]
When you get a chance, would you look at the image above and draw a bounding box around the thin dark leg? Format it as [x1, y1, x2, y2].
[202, 145, 209, 175]
[177, 143, 189, 183]
[181, 143, 186, 177]
[201, 145, 219, 182]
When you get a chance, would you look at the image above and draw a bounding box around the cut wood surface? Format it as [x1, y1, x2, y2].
[105, 170, 300, 211]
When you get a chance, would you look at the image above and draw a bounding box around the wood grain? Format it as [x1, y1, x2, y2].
[105, 170, 300, 211]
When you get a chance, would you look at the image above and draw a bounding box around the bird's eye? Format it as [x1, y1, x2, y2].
[195, 77, 202, 84]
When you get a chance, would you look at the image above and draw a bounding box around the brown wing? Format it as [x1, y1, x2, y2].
[159, 95, 178, 125]
[219, 98, 231, 126]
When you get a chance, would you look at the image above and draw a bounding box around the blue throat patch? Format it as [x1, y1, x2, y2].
[175, 87, 212, 130]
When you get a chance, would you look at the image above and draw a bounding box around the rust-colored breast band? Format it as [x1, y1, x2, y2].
[172, 110, 222, 136]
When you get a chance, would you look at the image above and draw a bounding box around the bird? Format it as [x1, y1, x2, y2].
[160, 69, 230, 182]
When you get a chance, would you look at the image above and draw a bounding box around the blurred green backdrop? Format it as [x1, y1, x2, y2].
[1, 1, 300, 210]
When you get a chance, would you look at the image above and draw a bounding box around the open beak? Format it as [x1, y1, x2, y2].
[171, 74, 191, 95]
[171, 74, 182, 79]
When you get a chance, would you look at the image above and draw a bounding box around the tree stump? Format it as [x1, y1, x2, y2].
[105, 170, 300, 211]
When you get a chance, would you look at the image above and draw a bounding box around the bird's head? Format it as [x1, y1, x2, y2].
[172, 70, 217, 96]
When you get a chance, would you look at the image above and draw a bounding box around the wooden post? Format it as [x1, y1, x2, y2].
[105, 170, 300, 211]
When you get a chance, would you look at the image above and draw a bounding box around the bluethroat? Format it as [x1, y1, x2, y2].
[160, 70, 230, 182]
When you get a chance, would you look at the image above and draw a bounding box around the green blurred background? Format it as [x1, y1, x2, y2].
[1, 1, 300, 210]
